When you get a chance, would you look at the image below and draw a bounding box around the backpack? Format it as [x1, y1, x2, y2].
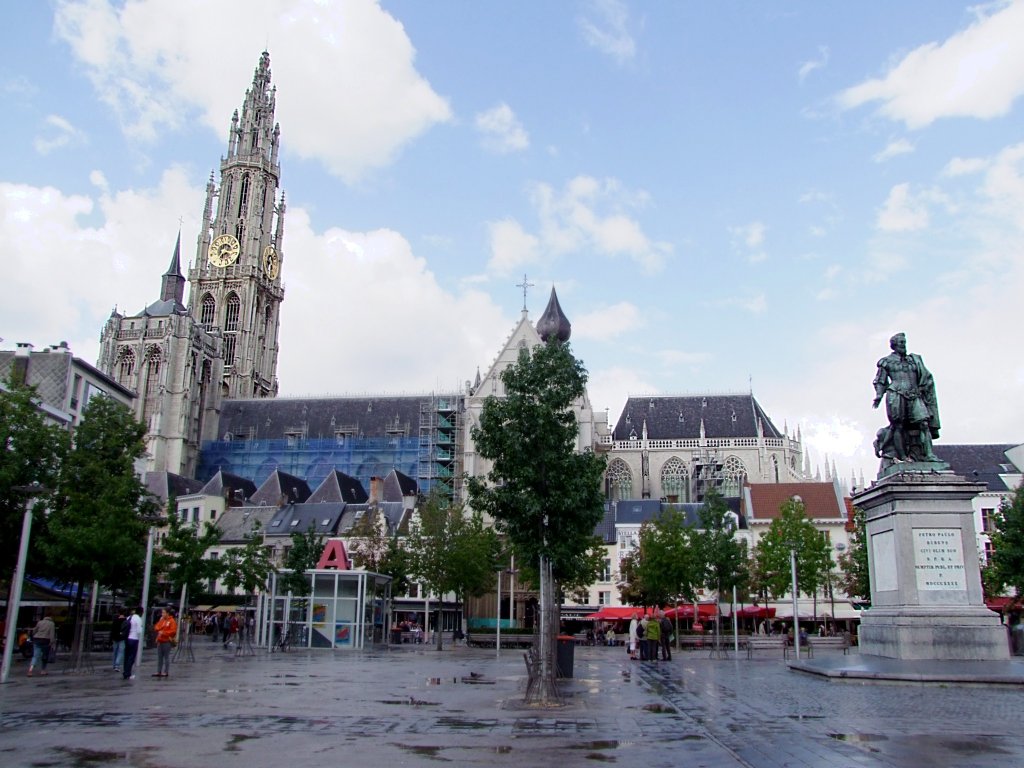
[636, 622, 645, 639]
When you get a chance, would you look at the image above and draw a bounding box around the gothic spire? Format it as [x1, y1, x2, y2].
[160, 230, 185, 305]
[536, 286, 571, 343]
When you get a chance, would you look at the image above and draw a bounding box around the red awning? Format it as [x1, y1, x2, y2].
[986, 596, 1020, 612]
[663, 604, 718, 620]
[735, 605, 777, 619]
[583, 606, 660, 621]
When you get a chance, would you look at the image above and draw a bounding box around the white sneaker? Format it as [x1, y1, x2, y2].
[130, 674, 136, 679]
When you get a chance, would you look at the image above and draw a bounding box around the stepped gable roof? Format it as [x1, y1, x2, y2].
[933, 444, 1020, 492]
[200, 470, 257, 503]
[382, 469, 417, 500]
[215, 395, 453, 441]
[611, 394, 783, 442]
[744, 481, 844, 522]
[215, 506, 277, 543]
[250, 469, 311, 506]
[265, 502, 346, 537]
[144, 471, 203, 502]
[308, 471, 368, 504]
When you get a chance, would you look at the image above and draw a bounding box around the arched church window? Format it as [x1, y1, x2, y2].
[238, 172, 250, 218]
[144, 347, 161, 395]
[200, 294, 216, 326]
[721, 456, 747, 497]
[223, 334, 236, 368]
[117, 348, 135, 386]
[224, 293, 241, 332]
[660, 456, 689, 503]
[606, 458, 633, 501]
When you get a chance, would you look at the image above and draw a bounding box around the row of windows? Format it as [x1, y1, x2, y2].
[605, 455, 748, 500]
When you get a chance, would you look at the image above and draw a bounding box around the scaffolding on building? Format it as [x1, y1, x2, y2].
[418, 395, 463, 503]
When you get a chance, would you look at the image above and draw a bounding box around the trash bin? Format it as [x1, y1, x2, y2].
[556, 635, 575, 678]
[390, 628, 403, 645]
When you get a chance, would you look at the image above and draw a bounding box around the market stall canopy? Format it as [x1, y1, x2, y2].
[664, 604, 718, 620]
[734, 605, 777, 619]
[583, 606, 660, 621]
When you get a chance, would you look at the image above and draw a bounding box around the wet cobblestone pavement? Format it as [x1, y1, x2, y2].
[1, 642, 1022, 767]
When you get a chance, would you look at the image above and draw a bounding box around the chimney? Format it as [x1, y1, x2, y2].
[15, 342, 33, 357]
[369, 476, 382, 505]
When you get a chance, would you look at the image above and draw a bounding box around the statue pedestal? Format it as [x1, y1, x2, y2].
[852, 472, 1010, 661]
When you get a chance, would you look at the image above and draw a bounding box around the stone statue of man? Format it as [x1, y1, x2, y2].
[872, 332, 941, 465]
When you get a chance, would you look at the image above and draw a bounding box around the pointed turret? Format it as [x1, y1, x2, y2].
[536, 286, 571, 343]
[160, 231, 186, 305]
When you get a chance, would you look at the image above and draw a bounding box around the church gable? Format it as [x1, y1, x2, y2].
[474, 313, 543, 399]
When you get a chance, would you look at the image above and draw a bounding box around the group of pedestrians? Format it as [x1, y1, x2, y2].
[627, 610, 673, 662]
[107, 606, 177, 680]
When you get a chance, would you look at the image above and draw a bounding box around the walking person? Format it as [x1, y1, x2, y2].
[27, 613, 56, 676]
[637, 615, 648, 660]
[153, 608, 177, 678]
[122, 606, 143, 680]
[110, 611, 126, 672]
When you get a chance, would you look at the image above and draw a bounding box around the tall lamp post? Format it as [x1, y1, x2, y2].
[495, 567, 503, 658]
[1, 483, 48, 685]
[788, 543, 801, 660]
[132, 516, 160, 675]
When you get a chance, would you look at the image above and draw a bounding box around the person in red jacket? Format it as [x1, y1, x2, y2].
[153, 608, 177, 678]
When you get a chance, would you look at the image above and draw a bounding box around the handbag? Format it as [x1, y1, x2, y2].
[47, 644, 57, 664]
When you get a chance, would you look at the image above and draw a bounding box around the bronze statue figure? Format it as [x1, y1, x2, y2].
[872, 332, 943, 468]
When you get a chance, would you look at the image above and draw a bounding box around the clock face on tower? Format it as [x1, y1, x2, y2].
[208, 234, 241, 268]
[262, 245, 279, 279]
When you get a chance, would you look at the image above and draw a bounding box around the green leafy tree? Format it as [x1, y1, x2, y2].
[466, 339, 606, 703]
[406, 491, 500, 649]
[347, 508, 413, 597]
[220, 522, 276, 599]
[634, 507, 700, 608]
[751, 498, 832, 605]
[277, 526, 326, 597]
[155, 507, 224, 605]
[561, 536, 609, 604]
[989, 483, 1024, 598]
[837, 506, 871, 602]
[42, 396, 158, 663]
[0, 379, 68, 575]
[693, 491, 749, 646]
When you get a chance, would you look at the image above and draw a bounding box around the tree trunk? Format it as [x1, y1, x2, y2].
[435, 606, 444, 651]
[527, 556, 560, 706]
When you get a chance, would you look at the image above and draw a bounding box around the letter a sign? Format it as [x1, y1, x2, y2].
[316, 539, 351, 570]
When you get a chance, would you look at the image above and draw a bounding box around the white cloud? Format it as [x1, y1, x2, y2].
[731, 220, 767, 263]
[493, 175, 669, 274]
[876, 183, 929, 231]
[573, 302, 643, 341]
[577, 0, 636, 64]
[837, 1, 1024, 128]
[712, 293, 767, 314]
[873, 138, 915, 163]
[33, 114, 85, 155]
[0, 170, 513, 398]
[798, 46, 829, 82]
[587, 365, 657, 416]
[487, 218, 540, 274]
[53, 0, 451, 182]
[942, 155, 988, 177]
[475, 103, 529, 154]
[656, 349, 709, 367]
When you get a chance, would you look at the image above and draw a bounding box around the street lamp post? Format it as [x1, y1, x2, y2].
[495, 567, 503, 658]
[133, 525, 156, 675]
[789, 545, 801, 660]
[1, 483, 47, 685]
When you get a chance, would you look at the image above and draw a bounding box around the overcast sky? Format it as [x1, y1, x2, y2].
[3, 1, 1024, 484]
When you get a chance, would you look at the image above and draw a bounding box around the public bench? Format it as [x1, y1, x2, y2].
[746, 636, 787, 659]
[466, 632, 535, 648]
[806, 635, 851, 655]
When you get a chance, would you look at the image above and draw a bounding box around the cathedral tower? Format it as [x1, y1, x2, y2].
[189, 50, 286, 399]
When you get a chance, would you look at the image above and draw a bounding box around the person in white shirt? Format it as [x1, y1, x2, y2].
[122, 606, 144, 680]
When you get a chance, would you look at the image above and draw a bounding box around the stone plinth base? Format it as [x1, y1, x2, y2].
[859, 606, 1010, 661]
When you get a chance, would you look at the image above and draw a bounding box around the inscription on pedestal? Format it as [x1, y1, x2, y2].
[913, 528, 966, 591]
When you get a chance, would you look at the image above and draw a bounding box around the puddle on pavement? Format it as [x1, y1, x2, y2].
[225, 733, 260, 752]
[205, 688, 256, 694]
[830, 733, 888, 744]
[47, 746, 156, 767]
[425, 675, 493, 686]
[641, 703, 675, 714]
[380, 698, 440, 706]
[397, 744, 444, 758]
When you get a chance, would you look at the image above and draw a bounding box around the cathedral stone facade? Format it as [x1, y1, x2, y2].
[98, 52, 286, 476]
